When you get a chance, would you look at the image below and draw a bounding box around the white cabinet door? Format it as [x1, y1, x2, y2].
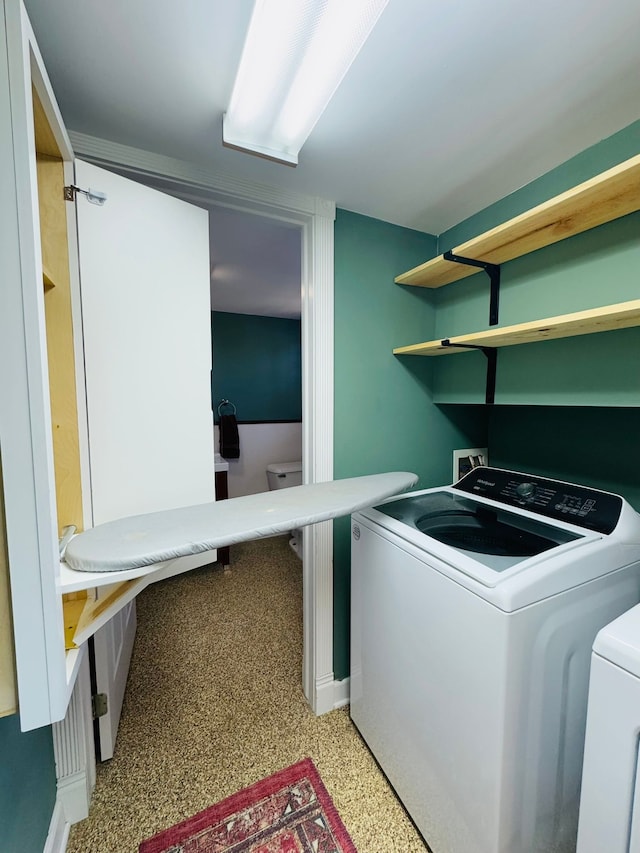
[75, 160, 215, 525]
[2, 0, 215, 730]
[2, 0, 70, 730]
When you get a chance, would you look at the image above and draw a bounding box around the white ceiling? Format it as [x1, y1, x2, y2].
[208, 207, 301, 319]
[23, 0, 640, 317]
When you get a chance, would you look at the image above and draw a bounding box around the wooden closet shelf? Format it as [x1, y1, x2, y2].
[396, 153, 640, 289]
[393, 299, 640, 356]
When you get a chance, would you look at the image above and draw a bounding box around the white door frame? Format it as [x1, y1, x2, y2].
[67, 131, 337, 714]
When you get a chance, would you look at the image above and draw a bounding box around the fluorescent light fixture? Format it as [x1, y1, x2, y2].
[223, 0, 389, 165]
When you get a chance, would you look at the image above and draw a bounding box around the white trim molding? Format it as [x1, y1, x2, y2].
[68, 132, 337, 714]
[333, 677, 351, 710]
[302, 207, 335, 712]
[68, 132, 326, 217]
[52, 651, 95, 825]
[42, 799, 69, 853]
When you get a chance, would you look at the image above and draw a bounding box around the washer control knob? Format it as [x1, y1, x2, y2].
[516, 482, 536, 500]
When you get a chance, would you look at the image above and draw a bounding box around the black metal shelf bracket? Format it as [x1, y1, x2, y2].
[441, 340, 497, 405]
[443, 250, 501, 326]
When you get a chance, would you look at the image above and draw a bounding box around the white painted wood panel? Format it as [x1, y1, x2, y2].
[52, 651, 95, 823]
[1, 0, 70, 729]
[93, 599, 136, 761]
[76, 161, 214, 523]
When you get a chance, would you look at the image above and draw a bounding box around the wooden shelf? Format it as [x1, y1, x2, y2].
[393, 300, 640, 356]
[395, 153, 640, 289]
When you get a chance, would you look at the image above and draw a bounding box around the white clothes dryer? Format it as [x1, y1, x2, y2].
[350, 467, 640, 853]
[577, 603, 640, 852]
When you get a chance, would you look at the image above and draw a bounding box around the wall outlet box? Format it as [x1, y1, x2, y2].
[453, 447, 488, 482]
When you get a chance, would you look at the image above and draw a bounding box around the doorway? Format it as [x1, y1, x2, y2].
[208, 205, 303, 503]
[67, 132, 339, 713]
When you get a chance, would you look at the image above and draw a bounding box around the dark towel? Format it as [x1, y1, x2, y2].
[219, 413, 240, 459]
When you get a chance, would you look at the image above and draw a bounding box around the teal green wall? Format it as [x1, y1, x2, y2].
[488, 407, 640, 511]
[212, 312, 301, 422]
[431, 120, 640, 406]
[333, 210, 488, 678]
[0, 714, 56, 852]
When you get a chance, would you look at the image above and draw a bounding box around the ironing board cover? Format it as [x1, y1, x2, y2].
[65, 472, 418, 573]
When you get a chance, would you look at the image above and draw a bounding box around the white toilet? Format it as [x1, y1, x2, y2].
[266, 461, 303, 559]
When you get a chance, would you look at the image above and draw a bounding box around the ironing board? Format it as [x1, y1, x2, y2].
[64, 472, 418, 574]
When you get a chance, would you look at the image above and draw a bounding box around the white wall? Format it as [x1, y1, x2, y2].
[214, 422, 302, 497]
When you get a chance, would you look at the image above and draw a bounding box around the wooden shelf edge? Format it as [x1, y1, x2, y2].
[393, 299, 640, 356]
[395, 253, 478, 289]
[62, 597, 86, 649]
[396, 153, 640, 289]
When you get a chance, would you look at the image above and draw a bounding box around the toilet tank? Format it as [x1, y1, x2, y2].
[267, 461, 303, 490]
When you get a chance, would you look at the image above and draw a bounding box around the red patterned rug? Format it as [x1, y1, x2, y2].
[139, 758, 357, 852]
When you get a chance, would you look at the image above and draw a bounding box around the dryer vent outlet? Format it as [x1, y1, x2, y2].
[453, 447, 488, 482]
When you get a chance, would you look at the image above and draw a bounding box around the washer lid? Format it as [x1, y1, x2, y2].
[374, 491, 583, 572]
[593, 604, 640, 678]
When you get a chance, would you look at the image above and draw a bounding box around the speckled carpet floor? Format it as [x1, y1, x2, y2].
[66, 536, 427, 853]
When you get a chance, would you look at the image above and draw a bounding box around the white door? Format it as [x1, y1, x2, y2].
[74, 162, 215, 748]
[92, 599, 136, 761]
[75, 160, 215, 525]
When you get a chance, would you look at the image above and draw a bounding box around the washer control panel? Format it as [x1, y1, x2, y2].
[454, 467, 622, 534]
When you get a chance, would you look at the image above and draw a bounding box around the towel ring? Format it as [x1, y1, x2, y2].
[217, 399, 237, 416]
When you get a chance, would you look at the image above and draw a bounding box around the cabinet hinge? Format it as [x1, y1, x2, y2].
[64, 185, 107, 206]
[92, 692, 108, 719]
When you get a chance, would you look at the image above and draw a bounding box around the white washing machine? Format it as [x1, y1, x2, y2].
[577, 603, 640, 852]
[350, 467, 640, 853]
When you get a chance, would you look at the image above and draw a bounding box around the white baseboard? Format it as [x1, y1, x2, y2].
[333, 677, 350, 709]
[57, 771, 90, 824]
[43, 798, 69, 853]
[315, 675, 351, 715]
[314, 673, 336, 715]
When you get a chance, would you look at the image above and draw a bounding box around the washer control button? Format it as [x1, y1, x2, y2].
[515, 482, 536, 500]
